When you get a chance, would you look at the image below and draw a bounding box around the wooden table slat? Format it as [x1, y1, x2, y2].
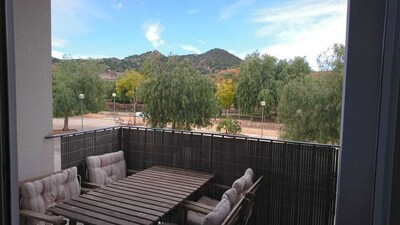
[80, 194, 164, 217]
[124, 176, 197, 191]
[149, 166, 213, 178]
[136, 170, 209, 185]
[111, 182, 188, 199]
[87, 191, 169, 212]
[102, 184, 182, 202]
[99, 186, 177, 205]
[65, 199, 153, 225]
[55, 203, 139, 225]
[126, 173, 203, 188]
[118, 179, 193, 196]
[95, 188, 175, 208]
[72, 197, 159, 221]
[138, 170, 210, 183]
[49, 206, 116, 225]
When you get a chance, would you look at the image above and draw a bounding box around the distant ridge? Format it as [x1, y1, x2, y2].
[52, 48, 242, 74]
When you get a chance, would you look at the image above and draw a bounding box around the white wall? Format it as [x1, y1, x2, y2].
[13, 0, 54, 180]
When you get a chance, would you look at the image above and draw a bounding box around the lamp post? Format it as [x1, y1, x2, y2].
[79, 93, 85, 130]
[112, 92, 117, 122]
[260, 101, 266, 138]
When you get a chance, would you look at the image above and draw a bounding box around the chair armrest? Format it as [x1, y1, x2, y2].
[81, 187, 94, 194]
[127, 169, 140, 175]
[180, 200, 214, 215]
[207, 182, 231, 191]
[81, 181, 102, 189]
[20, 210, 67, 225]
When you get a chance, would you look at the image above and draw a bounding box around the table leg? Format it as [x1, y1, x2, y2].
[177, 205, 187, 225]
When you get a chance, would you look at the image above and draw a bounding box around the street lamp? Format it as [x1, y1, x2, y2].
[260, 101, 266, 138]
[112, 92, 117, 122]
[79, 93, 85, 130]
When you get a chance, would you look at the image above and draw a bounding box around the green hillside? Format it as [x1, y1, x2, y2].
[52, 48, 242, 74]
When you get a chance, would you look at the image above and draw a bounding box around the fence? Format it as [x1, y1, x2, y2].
[51, 126, 339, 225]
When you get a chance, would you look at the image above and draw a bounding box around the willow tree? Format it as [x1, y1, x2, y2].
[53, 59, 105, 130]
[139, 57, 219, 130]
[277, 44, 344, 144]
[235, 53, 276, 116]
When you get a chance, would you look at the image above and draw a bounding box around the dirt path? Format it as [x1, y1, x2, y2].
[53, 113, 281, 139]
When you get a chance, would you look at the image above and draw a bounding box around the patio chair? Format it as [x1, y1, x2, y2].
[222, 176, 264, 225]
[192, 168, 253, 210]
[164, 188, 236, 225]
[180, 173, 262, 225]
[84, 150, 136, 188]
[19, 167, 81, 225]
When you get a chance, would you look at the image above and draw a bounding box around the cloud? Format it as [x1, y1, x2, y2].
[186, 9, 200, 15]
[52, 0, 109, 38]
[220, 0, 256, 20]
[253, 0, 347, 69]
[51, 50, 109, 59]
[52, 38, 68, 48]
[178, 44, 203, 54]
[112, 1, 123, 10]
[52, 50, 66, 59]
[144, 22, 165, 48]
[196, 39, 206, 44]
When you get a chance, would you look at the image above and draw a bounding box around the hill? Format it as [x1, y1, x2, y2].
[53, 48, 242, 75]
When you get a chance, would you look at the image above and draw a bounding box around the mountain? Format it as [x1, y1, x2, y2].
[173, 48, 242, 74]
[53, 48, 242, 75]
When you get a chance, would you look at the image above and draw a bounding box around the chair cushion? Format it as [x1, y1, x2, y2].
[232, 178, 246, 203]
[86, 151, 126, 185]
[197, 196, 220, 207]
[202, 198, 231, 225]
[222, 188, 237, 209]
[243, 168, 254, 191]
[20, 167, 80, 225]
[187, 210, 206, 225]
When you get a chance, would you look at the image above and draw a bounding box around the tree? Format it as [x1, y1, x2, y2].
[216, 119, 241, 134]
[115, 69, 144, 124]
[216, 78, 235, 115]
[53, 59, 105, 130]
[317, 43, 345, 73]
[277, 44, 344, 144]
[139, 57, 219, 130]
[235, 53, 276, 116]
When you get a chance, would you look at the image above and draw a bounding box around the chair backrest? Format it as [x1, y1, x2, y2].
[201, 188, 237, 225]
[86, 150, 126, 185]
[20, 167, 80, 225]
[231, 168, 254, 204]
[222, 176, 264, 225]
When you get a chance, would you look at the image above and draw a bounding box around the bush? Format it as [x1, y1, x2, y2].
[216, 119, 242, 134]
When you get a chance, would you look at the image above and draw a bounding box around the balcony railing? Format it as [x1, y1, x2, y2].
[48, 126, 339, 225]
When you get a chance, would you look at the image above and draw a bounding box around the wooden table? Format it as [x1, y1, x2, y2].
[48, 166, 214, 225]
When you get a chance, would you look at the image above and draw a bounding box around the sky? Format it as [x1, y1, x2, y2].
[51, 0, 347, 69]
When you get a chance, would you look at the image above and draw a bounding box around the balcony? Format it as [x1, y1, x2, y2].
[47, 126, 339, 225]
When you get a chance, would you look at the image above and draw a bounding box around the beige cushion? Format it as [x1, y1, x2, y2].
[222, 188, 237, 209]
[86, 151, 126, 185]
[20, 167, 80, 225]
[187, 210, 205, 225]
[188, 188, 237, 225]
[197, 196, 220, 207]
[243, 168, 254, 191]
[202, 198, 231, 225]
[232, 178, 246, 203]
